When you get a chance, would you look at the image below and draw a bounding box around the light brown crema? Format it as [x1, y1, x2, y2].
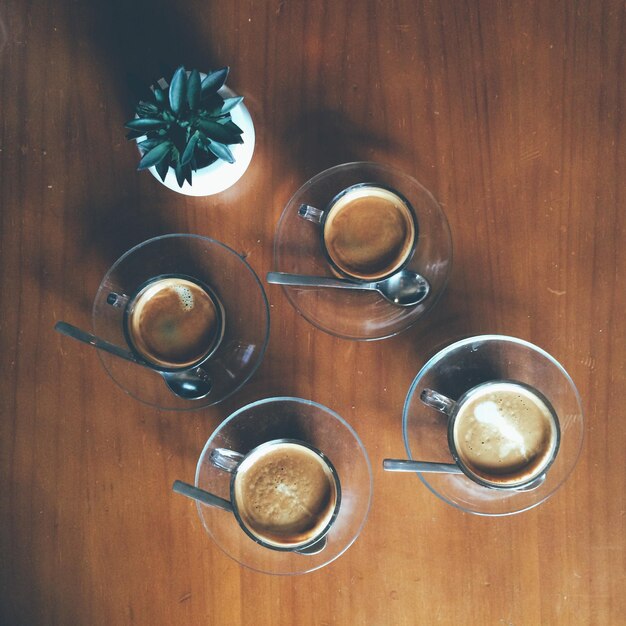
[234, 443, 337, 547]
[324, 186, 415, 280]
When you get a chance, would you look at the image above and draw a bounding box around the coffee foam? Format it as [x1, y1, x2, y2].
[127, 277, 220, 369]
[453, 382, 558, 484]
[472, 400, 532, 459]
[173, 284, 195, 310]
[234, 443, 338, 548]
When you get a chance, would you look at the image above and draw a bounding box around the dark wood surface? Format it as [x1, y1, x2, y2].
[1, 1, 625, 624]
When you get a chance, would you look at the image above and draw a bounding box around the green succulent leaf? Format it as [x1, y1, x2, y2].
[169, 66, 187, 115]
[220, 96, 243, 114]
[125, 118, 169, 131]
[174, 160, 187, 187]
[200, 67, 229, 96]
[187, 69, 201, 110]
[138, 137, 165, 151]
[200, 94, 224, 113]
[155, 156, 170, 182]
[207, 140, 235, 164]
[218, 120, 244, 140]
[180, 131, 201, 166]
[137, 141, 172, 170]
[125, 67, 243, 177]
[195, 119, 240, 144]
[154, 88, 168, 107]
[221, 119, 242, 131]
[126, 129, 147, 140]
[196, 140, 211, 157]
[167, 124, 188, 156]
[136, 101, 160, 116]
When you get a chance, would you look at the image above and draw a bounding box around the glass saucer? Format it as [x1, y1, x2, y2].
[92, 234, 270, 410]
[272, 162, 452, 340]
[194, 397, 373, 575]
[402, 335, 584, 516]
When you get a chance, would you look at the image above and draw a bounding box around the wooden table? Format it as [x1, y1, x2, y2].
[1, 1, 624, 624]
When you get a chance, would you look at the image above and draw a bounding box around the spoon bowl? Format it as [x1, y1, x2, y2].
[374, 270, 430, 306]
[161, 367, 212, 400]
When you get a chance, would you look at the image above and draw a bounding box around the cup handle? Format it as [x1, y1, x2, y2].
[298, 204, 325, 224]
[420, 388, 457, 415]
[107, 292, 129, 308]
[385, 389, 461, 475]
[210, 448, 245, 473]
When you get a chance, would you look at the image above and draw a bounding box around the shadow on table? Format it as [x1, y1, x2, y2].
[54, 0, 225, 313]
[408, 273, 508, 347]
[279, 108, 413, 180]
[87, 0, 221, 106]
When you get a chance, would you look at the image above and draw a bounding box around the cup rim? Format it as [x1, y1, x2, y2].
[121, 273, 226, 373]
[402, 334, 585, 515]
[195, 396, 374, 568]
[92, 233, 270, 410]
[226, 437, 343, 552]
[317, 181, 419, 283]
[274, 161, 453, 341]
[441, 379, 562, 490]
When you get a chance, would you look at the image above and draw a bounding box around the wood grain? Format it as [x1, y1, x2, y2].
[1, 0, 624, 624]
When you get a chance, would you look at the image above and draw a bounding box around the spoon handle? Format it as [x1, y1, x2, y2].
[383, 459, 463, 474]
[266, 272, 371, 290]
[172, 480, 233, 512]
[54, 321, 144, 366]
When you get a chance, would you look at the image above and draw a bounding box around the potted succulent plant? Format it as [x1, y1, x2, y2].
[125, 66, 255, 196]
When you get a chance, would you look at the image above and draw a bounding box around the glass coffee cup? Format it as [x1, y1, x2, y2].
[272, 162, 452, 341]
[201, 439, 341, 554]
[298, 183, 418, 282]
[108, 273, 226, 374]
[384, 335, 584, 516]
[57, 234, 270, 410]
[178, 397, 373, 575]
[385, 380, 561, 491]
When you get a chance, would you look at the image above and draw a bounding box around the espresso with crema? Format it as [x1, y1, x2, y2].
[452, 382, 559, 487]
[323, 185, 416, 281]
[126, 276, 222, 369]
[233, 442, 339, 549]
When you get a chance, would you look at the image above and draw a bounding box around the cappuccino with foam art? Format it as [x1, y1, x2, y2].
[450, 381, 560, 488]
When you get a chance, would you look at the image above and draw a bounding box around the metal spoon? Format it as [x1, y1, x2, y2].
[172, 480, 233, 511]
[172, 480, 328, 554]
[54, 321, 212, 400]
[266, 270, 430, 307]
[383, 459, 463, 474]
[383, 459, 546, 491]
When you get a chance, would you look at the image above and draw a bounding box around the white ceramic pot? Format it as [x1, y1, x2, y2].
[142, 81, 255, 197]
